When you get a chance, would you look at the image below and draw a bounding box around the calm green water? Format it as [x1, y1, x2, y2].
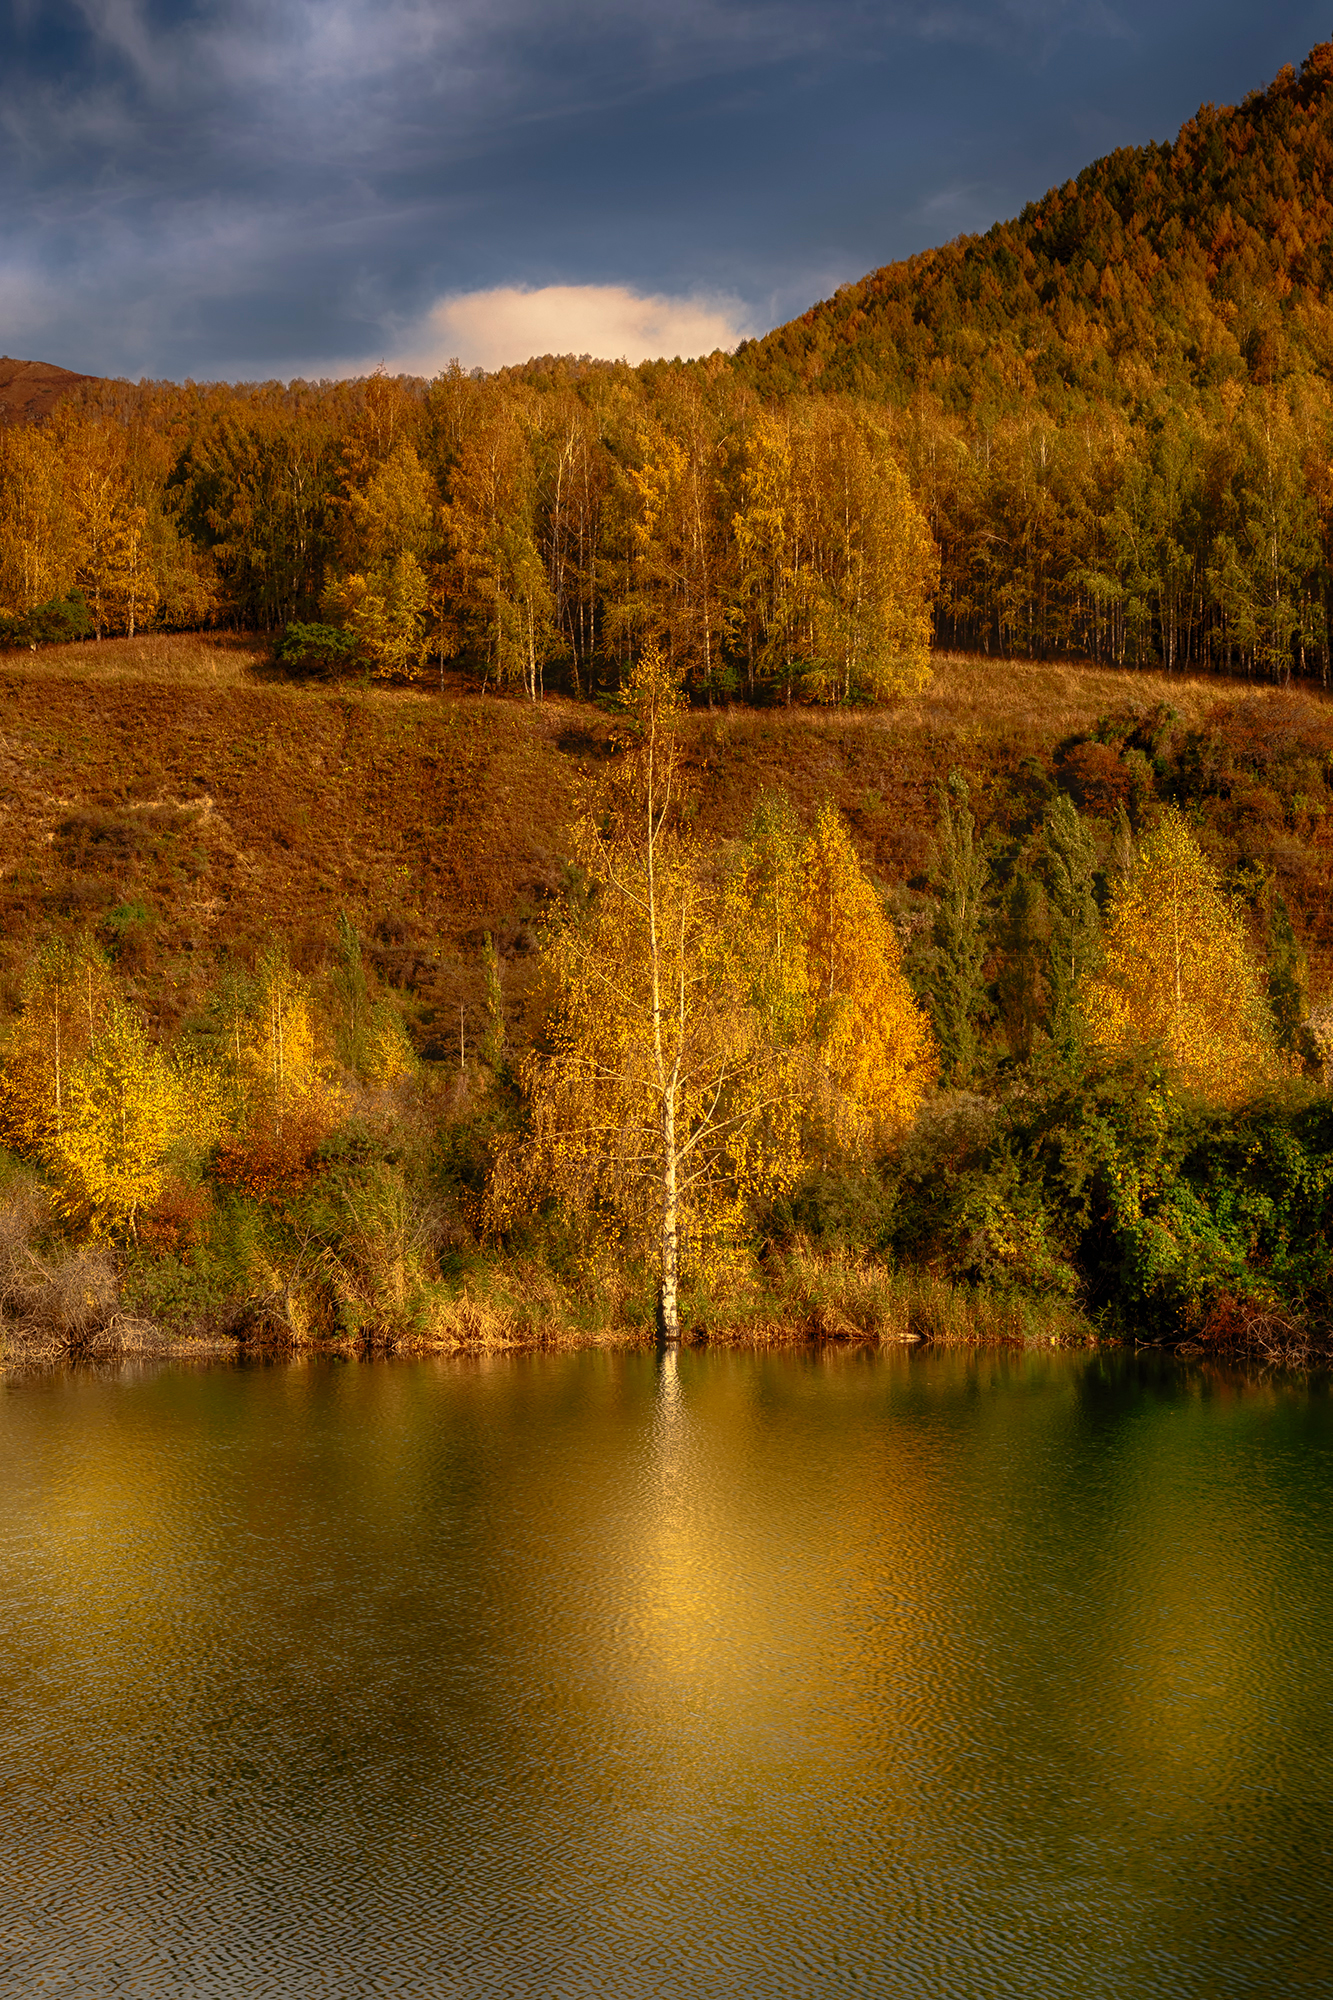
[1, 1347, 1331, 1997]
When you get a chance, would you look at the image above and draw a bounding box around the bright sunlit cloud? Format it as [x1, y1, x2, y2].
[384, 284, 760, 374]
[0, 0, 1307, 379]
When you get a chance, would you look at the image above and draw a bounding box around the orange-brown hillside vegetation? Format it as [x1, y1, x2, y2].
[736, 44, 1333, 411]
[0, 356, 102, 427]
[8, 50, 1333, 684]
[2, 637, 1331, 1053]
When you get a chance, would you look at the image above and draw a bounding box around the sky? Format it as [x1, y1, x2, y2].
[0, 0, 1329, 382]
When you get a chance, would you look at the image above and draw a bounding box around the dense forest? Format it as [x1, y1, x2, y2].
[6, 47, 1333, 689]
[740, 42, 1333, 671]
[0, 365, 938, 709]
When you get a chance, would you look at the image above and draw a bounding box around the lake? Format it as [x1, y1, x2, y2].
[1, 1346, 1330, 1996]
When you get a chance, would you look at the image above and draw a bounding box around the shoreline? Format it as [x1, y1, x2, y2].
[4, 1311, 1307, 1380]
[3, 1233, 1319, 1374]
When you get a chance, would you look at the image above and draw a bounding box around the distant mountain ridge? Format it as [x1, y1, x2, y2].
[734, 42, 1333, 413]
[0, 357, 101, 426]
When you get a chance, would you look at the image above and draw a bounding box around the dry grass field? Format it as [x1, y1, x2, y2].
[1, 635, 1329, 1049]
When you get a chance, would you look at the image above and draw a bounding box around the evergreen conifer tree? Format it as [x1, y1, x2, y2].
[928, 774, 988, 1084]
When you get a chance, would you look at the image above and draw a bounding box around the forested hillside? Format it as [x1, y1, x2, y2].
[6, 47, 1333, 694]
[737, 43, 1333, 669]
[740, 46, 1333, 409]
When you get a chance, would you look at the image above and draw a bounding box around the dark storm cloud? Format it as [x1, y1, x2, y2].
[0, 0, 1328, 378]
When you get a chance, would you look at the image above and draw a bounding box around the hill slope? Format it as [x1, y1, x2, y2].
[2, 639, 1332, 1357]
[0, 356, 102, 426]
[735, 44, 1333, 414]
[2, 638, 1331, 1026]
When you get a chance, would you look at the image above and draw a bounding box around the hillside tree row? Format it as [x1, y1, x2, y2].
[0, 344, 1331, 690]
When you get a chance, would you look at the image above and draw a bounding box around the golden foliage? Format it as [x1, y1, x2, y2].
[325, 551, 431, 680]
[0, 424, 76, 617]
[0, 946, 222, 1235]
[797, 803, 938, 1142]
[1082, 808, 1278, 1103]
[362, 1005, 418, 1086]
[323, 439, 441, 678]
[228, 950, 324, 1106]
[0, 940, 115, 1156]
[616, 374, 735, 702]
[0, 412, 213, 637]
[734, 398, 938, 703]
[494, 653, 936, 1323]
[441, 393, 556, 699]
[49, 1003, 181, 1234]
[214, 950, 341, 1197]
[492, 647, 800, 1288]
[730, 794, 936, 1145]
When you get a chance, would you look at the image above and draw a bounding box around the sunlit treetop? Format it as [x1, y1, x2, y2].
[1082, 807, 1278, 1105]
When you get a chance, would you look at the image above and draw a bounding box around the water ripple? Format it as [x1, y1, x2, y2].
[0, 1350, 1330, 1995]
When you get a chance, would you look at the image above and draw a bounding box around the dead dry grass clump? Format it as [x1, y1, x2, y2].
[0, 1178, 136, 1360]
[773, 1245, 914, 1342]
[410, 1253, 633, 1352]
[1188, 1288, 1314, 1366]
[201, 1159, 635, 1355]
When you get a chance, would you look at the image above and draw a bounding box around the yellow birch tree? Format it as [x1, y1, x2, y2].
[50, 1004, 183, 1235]
[618, 375, 737, 704]
[215, 949, 341, 1195]
[0, 945, 222, 1235]
[442, 393, 556, 699]
[493, 647, 801, 1338]
[0, 941, 115, 1157]
[1081, 808, 1277, 1103]
[734, 398, 937, 704]
[494, 682, 937, 1337]
[0, 423, 76, 618]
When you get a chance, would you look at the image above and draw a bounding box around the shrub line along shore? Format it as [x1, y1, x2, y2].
[1, 637, 1331, 1375]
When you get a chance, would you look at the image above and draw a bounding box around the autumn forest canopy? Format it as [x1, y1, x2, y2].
[9, 45, 1333, 690]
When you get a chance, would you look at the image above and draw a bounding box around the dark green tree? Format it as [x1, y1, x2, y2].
[995, 868, 1047, 1062]
[1042, 792, 1100, 1055]
[1267, 893, 1318, 1070]
[928, 774, 989, 1084]
[332, 911, 370, 1070]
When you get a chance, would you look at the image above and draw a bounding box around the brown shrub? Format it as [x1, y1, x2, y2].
[0, 1181, 126, 1358]
[214, 1101, 335, 1200]
[1056, 740, 1135, 815]
[137, 1181, 213, 1251]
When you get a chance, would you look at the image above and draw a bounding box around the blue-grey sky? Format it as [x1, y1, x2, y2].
[0, 0, 1328, 380]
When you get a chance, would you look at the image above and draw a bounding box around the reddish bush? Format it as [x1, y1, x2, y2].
[1056, 740, 1135, 815]
[138, 1181, 213, 1251]
[214, 1101, 335, 1200]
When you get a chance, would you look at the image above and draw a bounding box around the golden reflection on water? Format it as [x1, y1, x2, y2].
[1, 1349, 1331, 1996]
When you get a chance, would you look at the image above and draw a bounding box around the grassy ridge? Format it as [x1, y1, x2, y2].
[4, 635, 1326, 1006]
